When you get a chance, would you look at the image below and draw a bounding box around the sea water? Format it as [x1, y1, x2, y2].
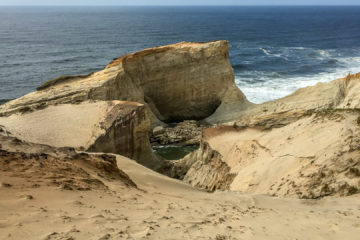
[1, 6, 360, 103]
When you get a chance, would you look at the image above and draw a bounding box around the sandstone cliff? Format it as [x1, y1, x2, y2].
[1, 40, 360, 198]
[0, 41, 249, 125]
[0, 41, 251, 172]
[0, 101, 162, 170]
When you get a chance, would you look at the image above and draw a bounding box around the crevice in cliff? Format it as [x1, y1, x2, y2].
[162, 100, 223, 123]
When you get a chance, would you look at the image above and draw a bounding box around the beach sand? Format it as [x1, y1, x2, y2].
[1, 151, 359, 240]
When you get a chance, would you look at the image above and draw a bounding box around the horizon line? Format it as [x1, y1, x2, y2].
[1, 5, 360, 7]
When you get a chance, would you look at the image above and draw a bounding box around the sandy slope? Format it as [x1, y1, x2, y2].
[211, 112, 360, 197]
[1, 148, 360, 240]
[184, 109, 360, 199]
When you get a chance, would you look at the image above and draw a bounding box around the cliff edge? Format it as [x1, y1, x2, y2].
[0, 41, 249, 125]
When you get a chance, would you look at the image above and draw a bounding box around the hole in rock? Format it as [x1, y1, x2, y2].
[148, 97, 222, 123]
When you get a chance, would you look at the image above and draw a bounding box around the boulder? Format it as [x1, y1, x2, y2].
[151, 120, 204, 146]
[152, 126, 165, 136]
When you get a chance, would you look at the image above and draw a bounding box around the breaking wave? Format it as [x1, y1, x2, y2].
[235, 53, 360, 104]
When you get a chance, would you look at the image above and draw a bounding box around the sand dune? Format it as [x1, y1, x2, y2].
[1, 136, 360, 240]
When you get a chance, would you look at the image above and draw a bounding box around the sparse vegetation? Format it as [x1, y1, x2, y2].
[316, 108, 335, 115]
[315, 108, 360, 116]
[348, 186, 358, 195]
[321, 184, 330, 194]
[349, 167, 360, 177]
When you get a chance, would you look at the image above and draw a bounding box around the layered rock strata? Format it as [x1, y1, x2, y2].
[0, 40, 251, 172]
[183, 131, 237, 191]
[0, 101, 162, 170]
[0, 41, 249, 125]
[1, 40, 360, 199]
[182, 73, 360, 198]
[184, 109, 360, 198]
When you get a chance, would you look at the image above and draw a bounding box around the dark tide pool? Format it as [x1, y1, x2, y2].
[152, 145, 199, 160]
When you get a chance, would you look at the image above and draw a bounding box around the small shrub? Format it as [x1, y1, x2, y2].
[321, 184, 330, 194]
[317, 108, 334, 115]
[349, 167, 360, 177]
[348, 186, 358, 195]
[319, 170, 326, 178]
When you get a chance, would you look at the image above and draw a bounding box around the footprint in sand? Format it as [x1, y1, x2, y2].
[43, 231, 75, 240]
[73, 200, 84, 206]
[18, 194, 34, 200]
[97, 233, 111, 240]
[125, 226, 151, 238]
[0, 219, 9, 228]
[60, 215, 72, 223]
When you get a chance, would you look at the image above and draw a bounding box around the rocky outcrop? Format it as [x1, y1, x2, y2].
[0, 101, 162, 170]
[150, 120, 205, 146]
[0, 41, 249, 125]
[183, 138, 236, 191]
[183, 109, 360, 198]
[2, 39, 360, 199]
[86, 101, 159, 169]
[0, 40, 251, 173]
[182, 72, 360, 198]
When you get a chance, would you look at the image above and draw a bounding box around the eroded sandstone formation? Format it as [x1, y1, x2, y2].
[1, 40, 360, 199]
[182, 73, 360, 198]
[0, 101, 162, 170]
[184, 110, 360, 198]
[0, 41, 249, 125]
[0, 40, 252, 172]
[183, 134, 237, 191]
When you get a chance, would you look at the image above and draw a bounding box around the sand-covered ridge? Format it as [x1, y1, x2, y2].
[0, 135, 359, 240]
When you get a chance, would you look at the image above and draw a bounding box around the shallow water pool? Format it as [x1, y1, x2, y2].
[152, 145, 199, 160]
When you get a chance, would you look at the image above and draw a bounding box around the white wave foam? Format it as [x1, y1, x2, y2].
[260, 47, 272, 56]
[260, 46, 336, 61]
[235, 56, 360, 104]
[288, 47, 309, 50]
[318, 49, 331, 58]
[259, 47, 289, 60]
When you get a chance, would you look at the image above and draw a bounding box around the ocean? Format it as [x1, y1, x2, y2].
[1, 6, 360, 104]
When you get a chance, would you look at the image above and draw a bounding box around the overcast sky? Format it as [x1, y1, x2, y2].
[1, 0, 359, 6]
